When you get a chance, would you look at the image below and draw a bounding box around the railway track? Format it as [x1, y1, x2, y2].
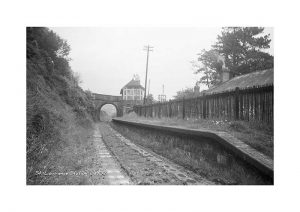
[96, 122, 214, 185]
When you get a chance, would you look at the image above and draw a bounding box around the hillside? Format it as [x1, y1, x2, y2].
[26, 27, 96, 184]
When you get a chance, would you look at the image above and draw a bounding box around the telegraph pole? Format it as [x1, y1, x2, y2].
[148, 79, 150, 96]
[143, 45, 153, 104]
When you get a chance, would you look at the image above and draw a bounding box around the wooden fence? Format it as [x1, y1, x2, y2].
[133, 84, 273, 125]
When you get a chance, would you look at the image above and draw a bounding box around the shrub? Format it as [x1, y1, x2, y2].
[26, 27, 95, 184]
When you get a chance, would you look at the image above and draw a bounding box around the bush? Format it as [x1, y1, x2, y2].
[26, 27, 95, 184]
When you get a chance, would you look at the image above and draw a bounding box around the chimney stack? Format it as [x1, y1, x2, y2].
[222, 69, 230, 82]
[194, 84, 200, 93]
[217, 54, 231, 83]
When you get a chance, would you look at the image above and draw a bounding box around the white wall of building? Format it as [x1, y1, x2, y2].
[122, 88, 144, 100]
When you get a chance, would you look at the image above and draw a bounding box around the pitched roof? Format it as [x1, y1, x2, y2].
[203, 69, 273, 95]
[120, 79, 145, 94]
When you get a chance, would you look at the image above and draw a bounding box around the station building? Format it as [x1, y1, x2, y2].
[120, 75, 145, 113]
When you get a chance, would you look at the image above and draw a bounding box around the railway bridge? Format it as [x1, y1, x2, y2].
[93, 93, 124, 119]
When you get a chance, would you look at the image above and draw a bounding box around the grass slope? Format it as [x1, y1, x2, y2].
[26, 28, 97, 184]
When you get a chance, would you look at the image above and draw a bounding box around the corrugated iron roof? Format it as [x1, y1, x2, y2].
[203, 69, 273, 94]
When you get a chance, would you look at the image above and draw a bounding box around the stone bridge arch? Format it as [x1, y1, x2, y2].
[93, 93, 124, 121]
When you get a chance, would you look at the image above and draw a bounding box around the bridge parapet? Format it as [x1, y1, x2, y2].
[93, 93, 123, 101]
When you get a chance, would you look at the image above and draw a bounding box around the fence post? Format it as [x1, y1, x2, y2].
[182, 97, 185, 119]
[146, 105, 148, 117]
[203, 94, 206, 119]
[235, 87, 240, 120]
[159, 103, 162, 118]
[169, 101, 172, 117]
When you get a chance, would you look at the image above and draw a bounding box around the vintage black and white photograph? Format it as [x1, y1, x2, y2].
[26, 27, 274, 185]
[3, 0, 300, 211]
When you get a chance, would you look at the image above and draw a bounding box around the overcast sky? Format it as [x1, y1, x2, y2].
[51, 27, 273, 100]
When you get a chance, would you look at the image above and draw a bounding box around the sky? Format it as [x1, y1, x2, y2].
[51, 27, 273, 101]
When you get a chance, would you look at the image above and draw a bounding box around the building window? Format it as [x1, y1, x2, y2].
[127, 89, 133, 95]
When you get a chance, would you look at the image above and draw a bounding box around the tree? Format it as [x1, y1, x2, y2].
[213, 27, 273, 76]
[27, 27, 70, 59]
[194, 27, 273, 87]
[174, 87, 199, 99]
[145, 94, 155, 104]
[193, 49, 223, 88]
[27, 27, 72, 77]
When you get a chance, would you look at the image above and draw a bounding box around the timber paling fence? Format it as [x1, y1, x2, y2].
[133, 84, 273, 125]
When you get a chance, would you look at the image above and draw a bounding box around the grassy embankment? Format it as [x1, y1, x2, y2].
[120, 112, 273, 158]
[26, 28, 99, 185]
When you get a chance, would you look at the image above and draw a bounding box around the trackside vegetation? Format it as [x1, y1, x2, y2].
[120, 112, 273, 158]
[26, 27, 97, 184]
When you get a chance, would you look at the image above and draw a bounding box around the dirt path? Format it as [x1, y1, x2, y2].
[96, 122, 213, 185]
